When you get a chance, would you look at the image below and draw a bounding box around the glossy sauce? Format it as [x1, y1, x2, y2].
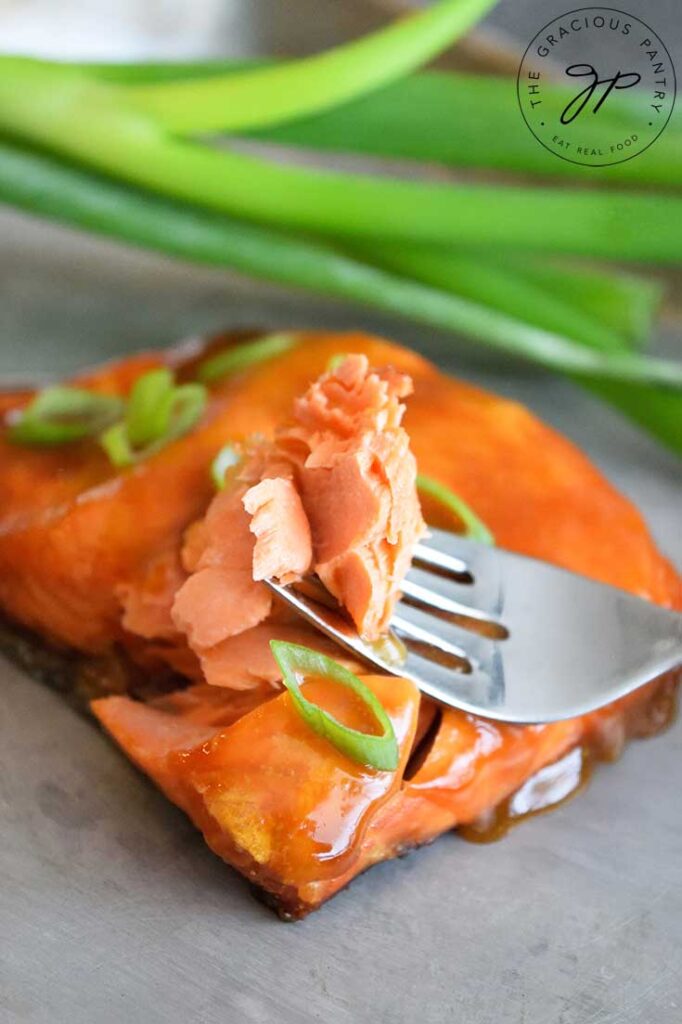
[459, 746, 593, 843]
[173, 673, 420, 885]
[459, 673, 678, 843]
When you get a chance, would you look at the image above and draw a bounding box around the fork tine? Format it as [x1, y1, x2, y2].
[391, 613, 472, 666]
[268, 534, 681, 725]
[399, 649, 501, 712]
[267, 578, 498, 707]
[401, 577, 506, 634]
[413, 530, 506, 616]
[265, 579, 360, 652]
[417, 528, 482, 566]
[391, 603, 495, 671]
[413, 541, 469, 577]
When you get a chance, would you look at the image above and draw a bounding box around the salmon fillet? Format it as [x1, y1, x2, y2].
[171, 353, 426, 688]
[1, 330, 679, 918]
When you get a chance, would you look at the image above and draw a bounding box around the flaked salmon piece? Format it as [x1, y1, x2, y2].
[172, 487, 272, 648]
[117, 545, 186, 641]
[243, 478, 313, 584]
[173, 354, 426, 671]
[275, 354, 426, 638]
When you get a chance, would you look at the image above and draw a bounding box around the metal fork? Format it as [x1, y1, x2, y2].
[265, 528, 682, 724]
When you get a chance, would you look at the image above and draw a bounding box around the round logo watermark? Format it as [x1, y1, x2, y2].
[517, 7, 676, 167]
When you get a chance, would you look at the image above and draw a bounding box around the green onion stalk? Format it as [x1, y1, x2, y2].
[1, 61, 682, 264]
[1, 141, 679, 393]
[39, 58, 682, 188]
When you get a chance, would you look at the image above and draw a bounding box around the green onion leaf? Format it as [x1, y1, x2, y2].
[254, 69, 682, 190]
[197, 333, 297, 383]
[125, 0, 498, 135]
[348, 240, 652, 357]
[417, 473, 494, 545]
[47, 57, 682, 189]
[211, 442, 242, 490]
[270, 640, 399, 771]
[7, 386, 124, 446]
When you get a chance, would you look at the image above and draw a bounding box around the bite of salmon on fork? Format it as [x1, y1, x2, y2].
[267, 527, 681, 724]
[1, 329, 679, 918]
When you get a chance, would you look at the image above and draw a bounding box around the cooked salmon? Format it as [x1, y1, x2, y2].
[2, 329, 680, 918]
[244, 478, 313, 584]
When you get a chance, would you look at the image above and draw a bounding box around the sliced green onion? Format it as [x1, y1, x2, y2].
[99, 421, 135, 468]
[166, 383, 207, 440]
[197, 333, 297, 383]
[99, 370, 207, 467]
[270, 640, 399, 771]
[417, 474, 494, 545]
[6, 386, 124, 446]
[211, 442, 242, 490]
[124, 366, 175, 447]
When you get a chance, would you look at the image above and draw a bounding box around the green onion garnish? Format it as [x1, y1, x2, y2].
[124, 367, 175, 448]
[210, 442, 242, 490]
[6, 386, 124, 446]
[99, 369, 206, 467]
[417, 473, 494, 545]
[98, 422, 133, 468]
[197, 333, 297, 384]
[270, 641, 399, 771]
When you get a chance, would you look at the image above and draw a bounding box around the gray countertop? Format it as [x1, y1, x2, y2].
[1, 1, 681, 1020]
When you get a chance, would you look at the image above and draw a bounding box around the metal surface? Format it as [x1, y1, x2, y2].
[1, 0, 681, 1021]
[268, 530, 682, 723]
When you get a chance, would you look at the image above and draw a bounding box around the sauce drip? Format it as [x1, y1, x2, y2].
[459, 673, 679, 844]
[459, 746, 592, 843]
